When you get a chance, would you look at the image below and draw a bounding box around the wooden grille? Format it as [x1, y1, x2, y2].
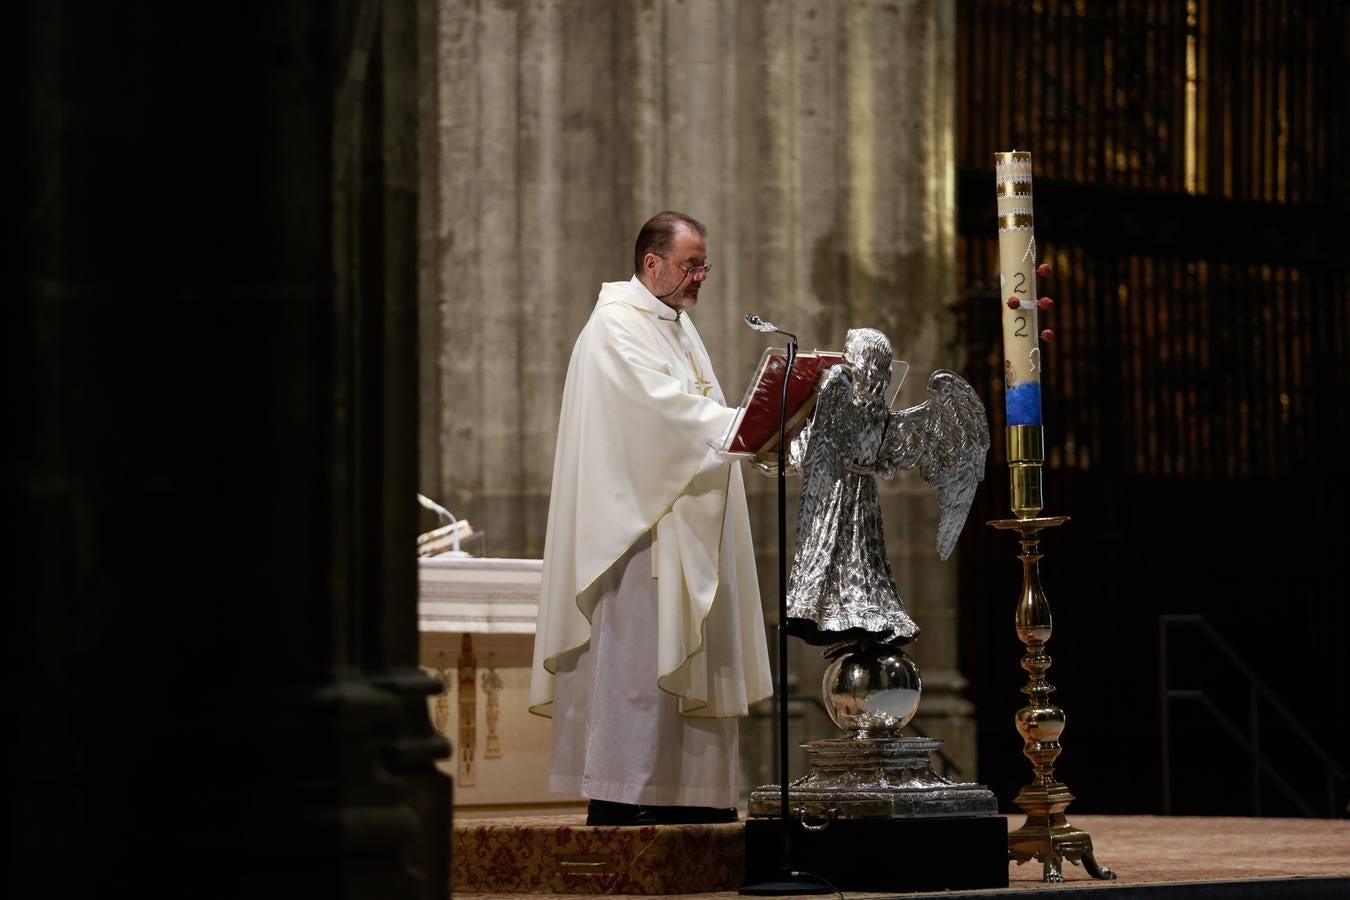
[955, 0, 1350, 816]
[956, 0, 1350, 479]
[958, 0, 1345, 201]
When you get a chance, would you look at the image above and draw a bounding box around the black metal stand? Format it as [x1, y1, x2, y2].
[741, 337, 832, 896]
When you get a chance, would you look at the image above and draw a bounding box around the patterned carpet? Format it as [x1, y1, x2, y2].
[454, 814, 742, 895]
[453, 813, 1350, 897]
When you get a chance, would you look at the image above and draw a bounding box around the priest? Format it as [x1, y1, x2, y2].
[529, 211, 772, 826]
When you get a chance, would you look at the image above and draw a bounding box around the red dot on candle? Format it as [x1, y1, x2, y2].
[1037, 297, 1054, 310]
[1037, 263, 1052, 278]
[1006, 297, 1021, 309]
[1041, 328, 1055, 342]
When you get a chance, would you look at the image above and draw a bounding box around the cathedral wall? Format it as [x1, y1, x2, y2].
[419, 0, 977, 780]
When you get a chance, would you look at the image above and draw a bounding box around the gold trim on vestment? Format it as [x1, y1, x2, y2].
[528, 464, 753, 720]
[527, 457, 711, 719]
[652, 466, 750, 720]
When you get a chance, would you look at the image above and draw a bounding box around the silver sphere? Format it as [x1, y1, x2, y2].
[822, 644, 922, 735]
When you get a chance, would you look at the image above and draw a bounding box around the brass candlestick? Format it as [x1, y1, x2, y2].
[989, 508, 1114, 883]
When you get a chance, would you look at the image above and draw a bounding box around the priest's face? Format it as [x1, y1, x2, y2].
[645, 225, 709, 310]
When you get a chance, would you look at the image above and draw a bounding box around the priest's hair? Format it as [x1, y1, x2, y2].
[634, 210, 707, 274]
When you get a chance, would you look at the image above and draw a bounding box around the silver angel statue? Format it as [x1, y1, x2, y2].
[746, 327, 1002, 818]
[786, 327, 990, 650]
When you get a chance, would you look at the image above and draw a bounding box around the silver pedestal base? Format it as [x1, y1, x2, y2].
[748, 736, 999, 821]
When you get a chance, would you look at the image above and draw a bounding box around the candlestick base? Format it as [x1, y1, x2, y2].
[988, 514, 1115, 883]
[1006, 785, 1115, 883]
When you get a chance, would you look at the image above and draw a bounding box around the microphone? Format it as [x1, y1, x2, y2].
[654, 268, 692, 301]
[653, 272, 691, 320]
[744, 314, 796, 343]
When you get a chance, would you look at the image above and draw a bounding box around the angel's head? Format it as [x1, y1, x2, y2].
[843, 327, 892, 406]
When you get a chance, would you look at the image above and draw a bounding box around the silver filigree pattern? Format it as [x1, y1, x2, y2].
[785, 328, 990, 647]
[748, 736, 999, 819]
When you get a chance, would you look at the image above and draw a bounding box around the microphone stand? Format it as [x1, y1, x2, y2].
[740, 326, 831, 896]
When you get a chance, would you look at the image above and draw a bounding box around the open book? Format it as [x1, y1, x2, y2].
[718, 347, 909, 461]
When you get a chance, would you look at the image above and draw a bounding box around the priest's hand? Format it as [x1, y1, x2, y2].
[746, 456, 802, 477]
[707, 441, 752, 465]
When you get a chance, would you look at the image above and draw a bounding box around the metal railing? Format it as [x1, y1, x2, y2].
[1159, 613, 1346, 817]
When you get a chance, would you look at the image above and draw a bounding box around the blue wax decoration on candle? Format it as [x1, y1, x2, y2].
[1005, 382, 1042, 426]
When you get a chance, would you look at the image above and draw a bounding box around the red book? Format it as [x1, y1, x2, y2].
[722, 349, 847, 458]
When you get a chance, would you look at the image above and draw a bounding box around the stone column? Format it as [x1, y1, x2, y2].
[425, 0, 975, 778]
[15, 2, 449, 896]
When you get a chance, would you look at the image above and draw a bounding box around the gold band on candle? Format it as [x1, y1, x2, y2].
[997, 181, 1035, 197]
[999, 213, 1036, 231]
[995, 150, 1033, 165]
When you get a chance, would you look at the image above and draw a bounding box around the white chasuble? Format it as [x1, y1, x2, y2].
[530, 278, 772, 805]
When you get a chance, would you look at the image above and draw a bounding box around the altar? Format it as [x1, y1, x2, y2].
[417, 555, 584, 817]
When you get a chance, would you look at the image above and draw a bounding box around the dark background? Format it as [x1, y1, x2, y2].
[953, 0, 1348, 818]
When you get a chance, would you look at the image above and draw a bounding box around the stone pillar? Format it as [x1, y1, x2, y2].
[15, 2, 448, 897]
[425, 0, 975, 779]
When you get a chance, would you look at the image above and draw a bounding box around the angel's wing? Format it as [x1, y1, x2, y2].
[878, 370, 991, 560]
[794, 363, 859, 540]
